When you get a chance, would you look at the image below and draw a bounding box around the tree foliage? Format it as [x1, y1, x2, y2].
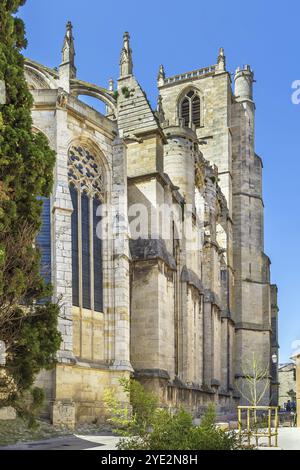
[0, 0, 61, 405]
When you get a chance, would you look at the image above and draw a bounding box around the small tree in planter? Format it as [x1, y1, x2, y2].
[237, 353, 270, 410]
[236, 353, 279, 447]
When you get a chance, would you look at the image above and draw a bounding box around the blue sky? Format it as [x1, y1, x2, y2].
[19, 0, 300, 363]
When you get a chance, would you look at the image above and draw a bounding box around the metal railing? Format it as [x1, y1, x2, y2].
[238, 406, 279, 448]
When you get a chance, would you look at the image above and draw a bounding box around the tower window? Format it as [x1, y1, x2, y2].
[181, 98, 190, 127]
[68, 145, 104, 313]
[180, 90, 202, 128]
[192, 95, 201, 127]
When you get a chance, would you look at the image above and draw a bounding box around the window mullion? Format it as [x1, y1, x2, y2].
[89, 195, 95, 313]
[78, 189, 83, 309]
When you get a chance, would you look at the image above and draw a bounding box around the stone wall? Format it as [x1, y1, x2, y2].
[278, 363, 296, 409]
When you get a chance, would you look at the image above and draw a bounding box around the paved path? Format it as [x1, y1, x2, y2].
[277, 428, 300, 450]
[76, 435, 119, 450]
[254, 427, 300, 450]
[0, 435, 120, 451]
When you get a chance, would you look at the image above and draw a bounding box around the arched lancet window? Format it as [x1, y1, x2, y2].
[68, 144, 105, 312]
[180, 89, 201, 128]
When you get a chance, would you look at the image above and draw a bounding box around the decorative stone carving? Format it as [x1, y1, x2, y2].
[120, 32, 133, 77]
[217, 47, 226, 72]
[156, 95, 165, 124]
[57, 88, 68, 108]
[68, 144, 104, 197]
[52, 400, 75, 429]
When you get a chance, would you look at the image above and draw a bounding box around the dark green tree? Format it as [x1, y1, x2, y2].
[0, 0, 61, 405]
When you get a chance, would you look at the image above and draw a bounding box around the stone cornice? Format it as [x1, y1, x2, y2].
[134, 369, 170, 380]
[181, 266, 204, 294]
[233, 191, 264, 206]
[204, 289, 222, 310]
[130, 238, 176, 270]
[128, 171, 185, 205]
[235, 322, 272, 333]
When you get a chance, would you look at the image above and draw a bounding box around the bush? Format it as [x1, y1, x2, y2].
[104, 378, 158, 439]
[104, 379, 248, 450]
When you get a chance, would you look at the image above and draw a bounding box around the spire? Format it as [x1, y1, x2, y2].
[157, 64, 165, 87]
[108, 78, 115, 92]
[61, 21, 76, 78]
[216, 47, 226, 72]
[120, 32, 133, 77]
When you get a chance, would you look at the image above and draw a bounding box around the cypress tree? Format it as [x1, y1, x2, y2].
[0, 0, 61, 403]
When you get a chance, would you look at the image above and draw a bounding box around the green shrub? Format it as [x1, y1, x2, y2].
[104, 379, 248, 451]
[104, 378, 158, 437]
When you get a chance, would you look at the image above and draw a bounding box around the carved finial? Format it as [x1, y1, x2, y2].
[61, 21, 76, 78]
[120, 32, 133, 77]
[108, 78, 114, 92]
[66, 21, 72, 36]
[156, 95, 165, 123]
[217, 47, 226, 72]
[157, 64, 165, 86]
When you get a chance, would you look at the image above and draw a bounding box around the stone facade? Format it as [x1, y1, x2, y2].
[293, 354, 300, 426]
[278, 363, 296, 409]
[24, 24, 278, 427]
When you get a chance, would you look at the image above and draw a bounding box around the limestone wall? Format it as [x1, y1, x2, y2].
[278, 364, 296, 408]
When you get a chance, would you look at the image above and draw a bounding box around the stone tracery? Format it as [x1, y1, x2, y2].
[68, 144, 105, 197]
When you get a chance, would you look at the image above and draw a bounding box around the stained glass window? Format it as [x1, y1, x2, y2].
[68, 145, 104, 312]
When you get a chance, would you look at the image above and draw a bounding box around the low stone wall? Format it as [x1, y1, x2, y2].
[136, 375, 239, 418]
[36, 363, 131, 429]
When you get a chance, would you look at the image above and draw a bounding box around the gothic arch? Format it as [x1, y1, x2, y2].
[67, 139, 111, 314]
[177, 86, 204, 128]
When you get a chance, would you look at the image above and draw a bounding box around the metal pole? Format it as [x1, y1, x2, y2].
[275, 407, 278, 447]
[268, 408, 271, 447]
[238, 408, 242, 445]
[247, 408, 250, 447]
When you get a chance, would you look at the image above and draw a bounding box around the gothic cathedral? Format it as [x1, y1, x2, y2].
[24, 23, 279, 427]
